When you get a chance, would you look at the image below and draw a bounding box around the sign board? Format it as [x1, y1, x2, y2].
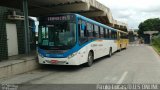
[39, 14, 76, 25]
[8, 15, 24, 20]
[40, 15, 75, 22]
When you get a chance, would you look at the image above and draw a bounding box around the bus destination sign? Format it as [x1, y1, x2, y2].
[47, 15, 74, 21]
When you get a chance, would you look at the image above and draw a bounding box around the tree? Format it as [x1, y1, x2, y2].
[138, 18, 160, 37]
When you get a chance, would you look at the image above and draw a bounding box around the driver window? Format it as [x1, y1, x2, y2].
[78, 19, 88, 45]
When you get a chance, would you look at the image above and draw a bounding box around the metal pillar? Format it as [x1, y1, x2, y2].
[149, 34, 153, 45]
[23, 0, 30, 54]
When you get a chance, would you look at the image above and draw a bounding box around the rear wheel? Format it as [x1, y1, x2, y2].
[124, 44, 127, 49]
[108, 48, 112, 57]
[86, 52, 94, 67]
[118, 48, 121, 52]
[119, 44, 122, 52]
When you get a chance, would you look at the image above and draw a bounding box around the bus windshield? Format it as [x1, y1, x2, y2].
[38, 22, 76, 50]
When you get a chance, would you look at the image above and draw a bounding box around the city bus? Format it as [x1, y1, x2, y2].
[117, 30, 129, 51]
[37, 13, 128, 67]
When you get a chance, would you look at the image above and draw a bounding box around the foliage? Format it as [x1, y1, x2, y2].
[138, 18, 160, 37]
[152, 36, 160, 53]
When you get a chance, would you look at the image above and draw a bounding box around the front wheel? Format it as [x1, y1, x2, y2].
[85, 52, 94, 67]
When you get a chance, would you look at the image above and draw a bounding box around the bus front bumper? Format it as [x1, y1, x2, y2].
[38, 55, 80, 65]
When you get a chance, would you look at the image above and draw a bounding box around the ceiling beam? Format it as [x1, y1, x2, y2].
[80, 11, 106, 17]
[29, 2, 90, 16]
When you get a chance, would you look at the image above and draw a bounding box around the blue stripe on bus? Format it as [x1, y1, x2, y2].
[38, 40, 94, 58]
[38, 38, 116, 58]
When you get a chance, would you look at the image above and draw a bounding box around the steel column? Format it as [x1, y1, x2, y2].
[23, 0, 30, 54]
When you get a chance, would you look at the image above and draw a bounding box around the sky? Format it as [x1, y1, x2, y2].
[96, 0, 160, 29]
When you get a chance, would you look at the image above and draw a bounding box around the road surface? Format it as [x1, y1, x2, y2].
[0, 44, 160, 89]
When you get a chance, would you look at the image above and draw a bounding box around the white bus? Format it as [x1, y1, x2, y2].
[37, 13, 128, 67]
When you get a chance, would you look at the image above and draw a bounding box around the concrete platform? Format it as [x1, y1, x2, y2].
[0, 54, 39, 79]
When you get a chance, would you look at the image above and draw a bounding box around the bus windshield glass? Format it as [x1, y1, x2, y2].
[38, 22, 76, 50]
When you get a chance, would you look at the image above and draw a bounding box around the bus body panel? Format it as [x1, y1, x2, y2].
[38, 39, 118, 65]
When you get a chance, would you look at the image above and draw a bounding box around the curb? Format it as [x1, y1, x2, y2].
[0, 59, 40, 79]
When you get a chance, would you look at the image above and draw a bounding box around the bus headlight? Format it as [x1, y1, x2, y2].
[39, 53, 44, 58]
[68, 52, 78, 59]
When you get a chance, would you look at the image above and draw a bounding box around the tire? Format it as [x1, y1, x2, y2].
[124, 44, 127, 50]
[119, 44, 122, 52]
[86, 52, 94, 67]
[118, 47, 121, 52]
[108, 48, 112, 57]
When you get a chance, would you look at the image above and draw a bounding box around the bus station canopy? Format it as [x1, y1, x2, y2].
[0, 0, 128, 31]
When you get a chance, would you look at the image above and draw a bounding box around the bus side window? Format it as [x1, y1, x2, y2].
[112, 31, 116, 39]
[78, 20, 81, 37]
[121, 33, 128, 39]
[78, 20, 88, 45]
[109, 29, 112, 39]
[114, 31, 117, 39]
[98, 27, 100, 38]
[111, 31, 115, 39]
[104, 28, 106, 38]
[87, 22, 93, 39]
[106, 29, 109, 38]
[93, 25, 96, 37]
[115, 31, 117, 39]
[118, 32, 120, 39]
[100, 27, 104, 38]
[120, 32, 124, 39]
[94, 25, 99, 38]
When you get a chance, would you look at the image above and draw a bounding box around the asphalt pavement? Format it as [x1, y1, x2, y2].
[0, 44, 160, 90]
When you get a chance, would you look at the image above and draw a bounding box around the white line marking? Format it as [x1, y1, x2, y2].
[117, 71, 128, 84]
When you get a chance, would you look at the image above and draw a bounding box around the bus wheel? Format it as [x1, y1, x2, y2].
[119, 44, 122, 52]
[86, 52, 93, 67]
[108, 48, 112, 57]
[118, 47, 121, 52]
[124, 44, 127, 49]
